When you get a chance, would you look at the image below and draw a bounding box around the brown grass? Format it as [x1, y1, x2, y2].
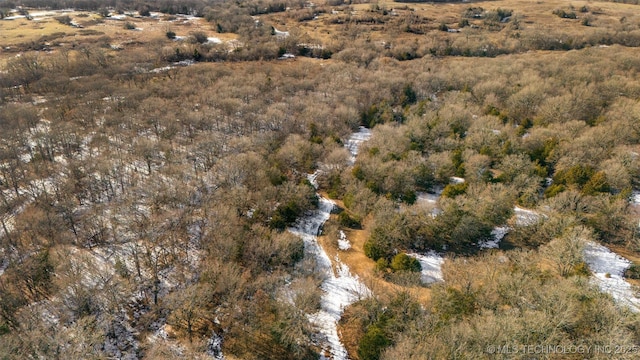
[0, 18, 76, 46]
[0, 11, 238, 64]
[262, 0, 640, 49]
[3, 1, 640, 65]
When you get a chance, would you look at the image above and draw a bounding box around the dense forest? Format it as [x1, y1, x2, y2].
[2, 0, 640, 359]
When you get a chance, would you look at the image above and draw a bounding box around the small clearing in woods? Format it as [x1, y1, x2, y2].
[318, 208, 433, 305]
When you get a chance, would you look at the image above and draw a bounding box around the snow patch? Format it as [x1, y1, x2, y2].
[416, 191, 440, 204]
[273, 28, 290, 38]
[481, 226, 509, 249]
[344, 126, 372, 165]
[0, 257, 8, 277]
[3, 15, 26, 20]
[149, 60, 195, 73]
[337, 230, 351, 251]
[207, 332, 225, 360]
[514, 206, 541, 226]
[583, 241, 640, 312]
[278, 53, 296, 60]
[481, 207, 541, 249]
[408, 251, 445, 284]
[416, 189, 443, 217]
[108, 14, 127, 20]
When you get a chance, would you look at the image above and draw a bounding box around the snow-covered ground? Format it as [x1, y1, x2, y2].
[150, 59, 195, 73]
[344, 127, 372, 165]
[407, 251, 445, 284]
[337, 230, 351, 251]
[481, 226, 509, 249]
[207, 333, 225, 360]
[479, 207, 542, 249]
[416, 191, 440, 205]
[108, 14, 127, 20]
[289, 187, 370, 360]
[632, 191, 640, 205]
[513, 206, 541, 226]
[284, 127, 374, 359]
[273, 28, 290, 38]
[415, 189, 443, 217]
[583, 241, 640, 312]
[0, 257, 8, 277]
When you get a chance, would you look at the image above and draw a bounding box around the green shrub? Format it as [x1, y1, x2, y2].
[358, 325, 391, 360]
[375, 258, 389, 272]
[625, 263, 640, 279]
[544, 183, 566, 198]
[400, 84, 417, 107]
[582, 171, 610, 195]
[572, 261, 591, 277]
[269, 213, 287, 230]
[269, 200, 302, 230]
[114, 257, 130, 279]
[390, 253, 421, 272]
[442, 182, 468, 198]
[166, 30, 176, 39]
[364, 227, 396, 261]
[364, 238, 388, 261]
[554, 164, 595, 187]
[338, 211, 361, 228]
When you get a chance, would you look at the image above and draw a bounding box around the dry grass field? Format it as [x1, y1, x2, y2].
[261, 0, 640, 49]
[3, 0, 640, 65]
[0, 10, 237, 64]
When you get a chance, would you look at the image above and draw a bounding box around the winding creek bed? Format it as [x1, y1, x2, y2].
[287, 127, 373, 359]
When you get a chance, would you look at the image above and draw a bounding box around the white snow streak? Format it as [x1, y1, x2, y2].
[407, 252, 445, 284]
[513, 206, 541, 226]
[344, 127, 372, 165]
[290, 133, 373, 359]
[337, 230, 351, 251]
[416, 191, 440, 205]
[481, 226, 509, 249]
[481, 206, 542, 249]
[0, 257, 8, 277]
[583, 241, 640, 312]
[289, 194, 370, 360]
